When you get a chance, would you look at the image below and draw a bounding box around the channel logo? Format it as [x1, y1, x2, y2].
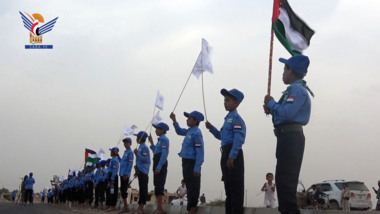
[19, 11, 58, 49]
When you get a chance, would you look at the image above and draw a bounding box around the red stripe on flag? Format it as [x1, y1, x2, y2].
[272, 0, 281, 24]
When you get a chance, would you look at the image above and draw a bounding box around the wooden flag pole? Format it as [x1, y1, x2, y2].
[267, 29, 275, 96]
[201, 72, 208, 121]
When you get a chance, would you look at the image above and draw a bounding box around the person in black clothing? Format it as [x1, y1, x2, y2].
[313, 185, 327, 205]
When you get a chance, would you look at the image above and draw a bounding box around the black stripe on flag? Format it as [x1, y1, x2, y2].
[281, 0, 315, 45]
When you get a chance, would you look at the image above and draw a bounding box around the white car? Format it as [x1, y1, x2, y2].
[298, 180, 372, 210]
[170, 196, 199, 206]
[170, 197, 188, 206]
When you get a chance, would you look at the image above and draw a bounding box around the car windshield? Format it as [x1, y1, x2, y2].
[335, 182, 369, 191]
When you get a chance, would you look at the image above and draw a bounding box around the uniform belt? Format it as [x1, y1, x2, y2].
[274, 124, 303, 137]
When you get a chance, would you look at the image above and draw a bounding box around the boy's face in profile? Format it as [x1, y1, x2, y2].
[266, 174, 274, 182]
[186, 116, 197, 128]
[224, 96, 239, 112]
[155, 127, 165, 136]
[124, 142, 131, 149]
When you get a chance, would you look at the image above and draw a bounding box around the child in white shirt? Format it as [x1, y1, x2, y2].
[261, 172, 276, 208]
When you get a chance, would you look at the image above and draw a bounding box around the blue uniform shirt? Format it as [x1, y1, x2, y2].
[94, 168, 101, 186]
[173, 123, 204, 173]
[120, 148, 134, 178]
[84, 171, 94, 182]
[136, 142, 151, 175]
[25, 177, 35, 190]
[103, 167, 109, 183]
[150, 134, 169, 170]
[109, 156, 120, 181]
[267, 80, 311, 126]
[209, 110, 246, 159]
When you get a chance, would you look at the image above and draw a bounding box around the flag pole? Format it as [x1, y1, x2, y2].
[149, 105, 156, 134]
[267, 29, 274, 96]
[201, 72, 208, 121]
[172, 70, 193, 113]
[116, 131, 124, 147]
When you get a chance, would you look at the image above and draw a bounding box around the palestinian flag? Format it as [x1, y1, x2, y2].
[272, 0, 315, 55]
[85, 148, 100, 164]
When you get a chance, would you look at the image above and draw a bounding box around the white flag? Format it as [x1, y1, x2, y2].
[152, 111, 162, 125]
[123, 124, 137, 136]
[155, 90, 164, 110]
[192, 38, 213, 79]
[97, 148, 105, 160]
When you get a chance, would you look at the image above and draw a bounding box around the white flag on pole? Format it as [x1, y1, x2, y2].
[97, 148, 105, 161]
[192, 38, 213, 79]
[155, 90, 164, 110]
[123, 125, 137, 136]
[152, 111, 162, 125]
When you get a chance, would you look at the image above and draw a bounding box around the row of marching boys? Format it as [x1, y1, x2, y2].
[57, 87, 246, 214]
[96, 87, 246, 214]
[56, 158, 118, 209]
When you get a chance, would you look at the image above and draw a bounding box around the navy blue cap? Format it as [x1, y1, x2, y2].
[221, 88, 244, 103]
[100, 160, 107, 165]
[95, 162, 100, 166]
[133, 131, 148, 140]
[152, 122, 169, 131]
[279, 54, 310, 77]
[122, 137, 132, 144]
[106, 158, 111, 163]
[184, 111, 204, 122]
[109, 147, 119, 153]
[29, 172, 33, 177]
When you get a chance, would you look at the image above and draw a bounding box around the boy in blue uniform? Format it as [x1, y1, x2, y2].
[93, 162, 101, 208]
[104, 158, 111, 209]
[25, 172, 35, 205]
[133, 131, 151, 214]
[170, 111, 204, 214]
[106, 147, 120, 212]
[84, 165, 95, 208]
[12, 191, 16, 202]
[98, 160, 107, 209]
[206, 89, 246, 214]
[148, 122, 170, 214]
[264, 54, 313, 214]
[119, 137, 134, 213]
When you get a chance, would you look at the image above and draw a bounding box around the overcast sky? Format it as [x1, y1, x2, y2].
[1, 0, 380, 207]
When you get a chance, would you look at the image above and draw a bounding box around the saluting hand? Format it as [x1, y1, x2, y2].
[227, 158, 234, 170]
[205, 121, 212, 130]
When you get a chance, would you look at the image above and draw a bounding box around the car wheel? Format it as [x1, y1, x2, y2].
[329, 201, 339, 210]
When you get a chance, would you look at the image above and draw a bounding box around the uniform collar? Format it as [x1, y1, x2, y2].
[225, 110, 238, 118]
